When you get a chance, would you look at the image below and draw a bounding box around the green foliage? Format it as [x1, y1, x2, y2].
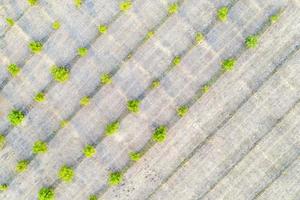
[221, 58, 236, 72]
[152, 126, 167, 142]
[100, 73, 112, 85]
[245, 35, 258, 48]
[217, 6, 229, 22]
[78, 47, 88, 57]
[7, 64, 20, 77]
[32, 141, 48, 154]
[172, 56, 181, 66]
[0, 184, 8, 191]
[38, 187, 55, 200]
[176, 105, 189, 117]
[98, 25, 108, 34]
[6, 18, 15, 26]
[119, 0, 132, 11]
[129, 152, 141, 161]
[51, 66, 70, 83]
[58, 165, 74, 182]
[60, 120, 69, 128]
[105, 121, 120, 136]
[89, 195, 98, 200]
[0, 134, 6, 150]
[108, 171, 123, 186]
[74, 0, 83, 8]
[16, 160, 29, 173]
[28, 0, 38, 6]
[52, 21, 61, 30]
[34, 92, 45, 102]
[80, 96, 90, 106]
[168, 3, 179, 15]
[150, 79, 160, 89]
[83, 145, 96, 158]
[127, 99, 141, 113]
[195, 32, 204, 44]
[29, 41, 43, 53]
[8, 109, 25, 126]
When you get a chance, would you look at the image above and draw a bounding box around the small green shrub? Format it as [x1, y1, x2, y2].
[74, 0, 83, 8]
[52, 21, 60, 30]
[7, 64, 20, 77]
[0, 184, 8, 191]
[38, 187, 55, 200]
[127, 99, 141, 113]
[217, 6, 229, 22]
[168, 3, 179, 15]
[245, 35, 258, 48]
[29, 41, 43, 53]
[98, 25, 108, 34]
[195, 32, 204, 44]
[16, 160, 29, 173]
[6, 18, 15, 26]
[8, 109, 25, 126]
[150, 79, 160, 89]
[221, 58, 236, 72]
[80, 96, 90, 106]
[176, 105, 189, 117]
[78, 47, 88, 57]
[51, 66, 70, 83]
[28, 0, 38, 6]
[60, 120, 69, 128]
[152, 126, 167, 142]
[100, 73, 112, 85]
[0, 134, 6, 150]
[58, 165, 74, 182]
[145, 30, 155, 40]
[34, 92, 45, 102]
[172, 56, 181, 66]
[129, 152, 141, 161]
[89, 195, 98, 200]
[119, 0, 132, 11]
[105, 121, 120, 136]
[32, 141, 48, 154]
[83, 145, 96, 158]
[108, 171, 123, 186]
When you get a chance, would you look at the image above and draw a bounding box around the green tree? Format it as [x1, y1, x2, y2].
[32, 141, 48, 154]
[127, 99, 141, 113]
[16, 160, 30, 173]
[176, 105, 189, 117]
[100, 73, 112, 85]
[245, 35, 258, 48]
[34, 92, 45, 102]
[83, 145, 96, 158]
[29, 41, 43, 53]
[217, 6, 229, 22]
[168, 3, 179, 15]
[58, 165, 74, 182]
[52, 21, 61, 30]
[105, 121, 120, 136]
[8, 109, 25, 126]
[51, 66, 70, 83]
[38, 187, 55, 200]
[119, 0, 132, 11]
[7, 64, 20, 77]
[108, 171, 123, 186]
[152, 126, 167, 142]
[221, 58, 236, 72]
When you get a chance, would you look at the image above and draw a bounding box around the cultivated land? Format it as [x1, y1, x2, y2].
[0, 0, 299, 200]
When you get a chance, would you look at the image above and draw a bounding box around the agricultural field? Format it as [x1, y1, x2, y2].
[0, 0, 299, 200]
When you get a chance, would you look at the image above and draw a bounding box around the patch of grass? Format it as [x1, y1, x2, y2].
[127, 99, 141, 113]
[129, 152, 141, 161]
[0, 184, 8, 191]
[38, 187, 55, 200]
[0, 134, 6, 150]
[150, 79, 160, 89]
[58, 165, 74, 182]
[60, 120, 69, 128]
[98, 25, 108, 34]
[7, 64, 20, 77]
[8, 109, 25, 126]
[16, 160, 29, 173]
[172, 56, 181, 66]
[100, 73, 112, 85]
[105, 121, 120, 136]
[6, 18, 15, 26]
[152, 126, 167, 142]
[108, 171, 123, 186]
[245, 35, 258, 48]
[83, 145, 96, 158]
[168, 3, 179, 15]
[221, 58, 236, 72]
[80, 96, 90, 106]
[52, 21, 60, 30]
[51, 66, 70, 83]
[217, 6, 229, 22]
[32, 141, 48, 154]
[28, 0, 38, 6]
[34, 92, 45, 102]
[119, 0, 132, 11]
[195, 32, 204, 44]
[176, 105, 189, 117]
[89, 195, 98, 200]
[78, 47, 88, 57]
[74, 0, 83, 8]
[29, 41, 43, 53]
